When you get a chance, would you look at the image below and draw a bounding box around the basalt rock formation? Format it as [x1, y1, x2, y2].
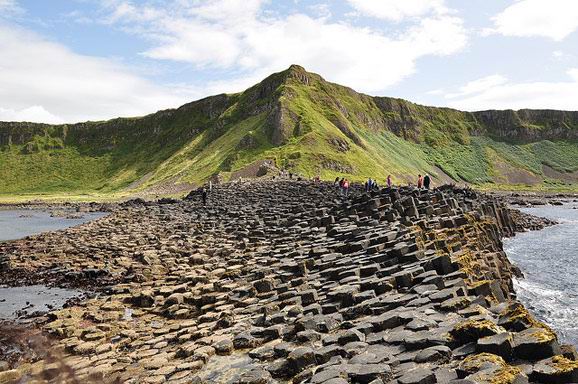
[0, 181, 575, 384]
[1, 65, 578, 196]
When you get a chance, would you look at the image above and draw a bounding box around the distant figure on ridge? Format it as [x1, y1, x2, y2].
[387, 175, 392, 188]
[334, 176, 340, 186]
[424, 174, 431, 190]
[417, 174, 423, 189]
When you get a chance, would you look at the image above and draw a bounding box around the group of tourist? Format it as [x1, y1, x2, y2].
[334, 177, 351, 196]
[417, 174, 432, 190]
[334, 173, 433, 198]
[365, 178, 378, 192]
[197, 171, 434, 205]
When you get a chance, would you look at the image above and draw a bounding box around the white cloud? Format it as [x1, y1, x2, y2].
[0, 0, 469, 123]
[0, 23, 198, 123]
[486, 0, 578, 41]
[0, 106, 63, 124]
[0, 0, 16, 9]
[346, 0, 448, 22]
[100, 0, 467, 93]
[308, 3, 331, 19]
[446, 75, 508, 98]
[444, 71, 578, 111]
[0, 0, 23, 16]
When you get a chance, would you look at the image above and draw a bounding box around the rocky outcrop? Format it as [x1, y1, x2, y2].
[472, 109, 578, 142]
[0, 93, 234, 150]
[0, 181, 574, 383]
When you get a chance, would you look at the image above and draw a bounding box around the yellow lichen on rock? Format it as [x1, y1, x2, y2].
[550, 356, 578, 373]
[500, 303, 556, 333]
[461, 353, 525, 384]
[451, 319, 504, 343]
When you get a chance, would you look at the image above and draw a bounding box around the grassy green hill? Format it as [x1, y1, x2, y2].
[1, 65, 578, 200]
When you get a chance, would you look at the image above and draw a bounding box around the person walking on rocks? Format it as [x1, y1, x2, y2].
[424, 174, 431, 190]
[343, 178, 350, 197]
[201, 187, 208, 205]
[334, 176, 340, 186]
[387, 174, 392, 188]
[417, 174, 423, 189]
[365, 178, 373, 192]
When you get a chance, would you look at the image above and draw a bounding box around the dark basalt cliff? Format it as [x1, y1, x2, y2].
[0, 94, 235, 150]
[472, 109, 578, 142]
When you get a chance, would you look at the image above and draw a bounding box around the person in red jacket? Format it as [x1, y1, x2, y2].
[417, 174, 423, 189]
[343, 179, 350, 197]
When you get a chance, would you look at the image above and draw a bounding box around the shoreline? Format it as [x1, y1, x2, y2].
[1, 180, 577, 383]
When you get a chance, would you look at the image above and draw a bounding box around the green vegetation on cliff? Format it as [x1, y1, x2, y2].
[1, 65, 578, 199]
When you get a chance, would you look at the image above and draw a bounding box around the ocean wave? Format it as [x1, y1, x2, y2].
[514, 278, 578, 344]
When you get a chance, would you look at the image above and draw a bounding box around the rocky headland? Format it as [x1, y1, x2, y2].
[2, 65, 578, 198]
[0, 180, 576, 384]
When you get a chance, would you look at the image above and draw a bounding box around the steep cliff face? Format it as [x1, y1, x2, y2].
[0, 65, 577, 196]
[472, 109, 578, 142]
[0, 93, 234, 150]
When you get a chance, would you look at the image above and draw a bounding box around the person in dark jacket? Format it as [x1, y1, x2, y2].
[201, 187, 207, 205]
[423, 174, 431, 190]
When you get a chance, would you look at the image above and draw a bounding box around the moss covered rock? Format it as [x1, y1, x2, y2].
[531, 356, 578, 383]
[451, 319, 505, 345]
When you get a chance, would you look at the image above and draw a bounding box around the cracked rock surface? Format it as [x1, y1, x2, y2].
[0, 180, 575, 384]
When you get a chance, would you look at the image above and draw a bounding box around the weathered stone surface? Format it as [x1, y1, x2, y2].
[513, 327, 561, 361]
[398, 367, 436, 384]
[0, 181, 568, 384]
[477, 332, 514, 360]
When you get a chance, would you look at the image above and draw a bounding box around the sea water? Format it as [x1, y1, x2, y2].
[0, 285, 84, 320]
[503, 203, 578, 346]
[0, 209, 105, 319]
[0, 209, 106, 242]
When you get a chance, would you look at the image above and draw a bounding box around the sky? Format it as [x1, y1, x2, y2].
[1, 0, 578, 123]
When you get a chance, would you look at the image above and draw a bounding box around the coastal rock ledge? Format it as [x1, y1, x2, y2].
[0, 181, 575, 384]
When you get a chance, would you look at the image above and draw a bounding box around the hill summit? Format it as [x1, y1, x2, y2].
[1, 65, 578, 197]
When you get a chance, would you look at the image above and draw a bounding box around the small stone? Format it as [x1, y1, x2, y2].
[338, 329, 366, 345]
[288, 347, 316, 373]
[415, 346, 451, 363]
[477, 332, 514, 360]
[234, 368, 272, 384]
[398, 368, 436, 384]
[214, 338, 234, 355]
